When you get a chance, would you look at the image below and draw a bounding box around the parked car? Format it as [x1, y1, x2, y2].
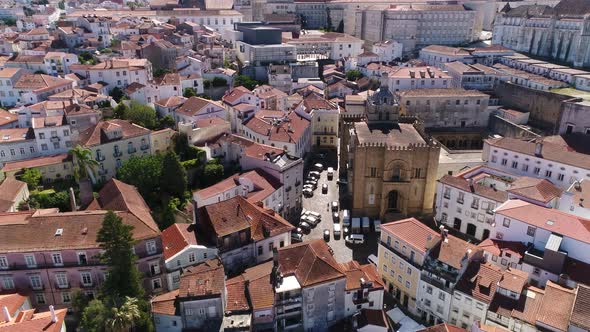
[327, 167, 334, 180]
[322, 184, 328, 194]
[299, 221, 312, 231]
[333, 223, 341, 237]
[304, 180, 317, 188]
[331, 201, 339, 211]
[345, 234, 365, 245]
[323, 229, 330, 241]
[367, 254, 378, 266]
[303, 184, 315, 191]
[374, 219, 381, 232]
[291, 232, 303, 242]
[306, 215, 320, 226]
[303, 188, 314, 197]
[309, 171, 321, 178]
[342, 209, 350, 227]
[307, 211, 322, 220]
[314, 163, 324, 171]
[333, 211, 339, 222]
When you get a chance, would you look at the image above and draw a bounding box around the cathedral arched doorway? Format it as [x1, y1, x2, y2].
[387, 191, 399, 212]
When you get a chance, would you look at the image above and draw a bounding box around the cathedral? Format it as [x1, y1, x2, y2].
[492, 0, 590, 67]
[342, 73, 440, 220]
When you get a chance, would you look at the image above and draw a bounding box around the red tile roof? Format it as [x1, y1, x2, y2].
[0, 109, 17, 127]
[430, 233, 477, 270]
[570, 284, 590, 330]
[243, 111, 310, 145]
[536, 281, 576, 331]
[382, 218, 440, 254]
[78, 119, 150, 147]
[222, 86, 253, 105]
[455, 261, 503, 304]
[0, 308, 66, 332]
[14, 74, 71, 90]
[1, 154, 71, 173]
[0, 178, 28, 212]
[197, 196, 294, 241]
[496, 199, 590, 244]
[0, 293, 28, 322]
[161, 223, 199, 260]
[476, 239, 526, 259]
[277, 239, 344, 287]
[498, 268, 528, 293]
[506, 177, 562, 203]
[151, 289, 179, 316]
[175, 96, 224, 117]
[194, 169, 281, 204]
[178, 258, 225, 298]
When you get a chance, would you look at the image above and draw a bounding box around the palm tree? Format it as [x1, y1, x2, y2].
[70, 144, 99, 183]
[107, 297, 141, 332]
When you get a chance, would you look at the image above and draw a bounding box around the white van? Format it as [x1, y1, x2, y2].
[327, 167, 334, 180]
[342, 209, 350, 227]
[345, 234, 365, 245]
[362, 217, 370, 233]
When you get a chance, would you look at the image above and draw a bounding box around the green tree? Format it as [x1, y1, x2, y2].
[153, 68, 171, 78]
[183, 87, 197, 98]
[97, 211, 144, 300]
[233, 75, 258, 90]
[203, 160, 224, 186]
[21, 168, 42, 189]
[346, 69, 363, 81]
[203, 79, 211, 89]
[161, 151, 187, 199]
[117, 155, 163, 205]
[158, 114, 175, 129]
[80, 299, 109, 332]
[58, 0, 65, 10]
[211, 77, 227, 87]
[70, 145, 99, 183]
[109, 87, 124, 103]
[107, 297, 142, 332]
[113, 103, 127, 119]
[124, 101, 157, 129]
[160, 200, 177, 230]
[28, 191, 71, 211]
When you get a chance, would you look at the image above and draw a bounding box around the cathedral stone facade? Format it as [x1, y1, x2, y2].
[492, 0, 590, 67]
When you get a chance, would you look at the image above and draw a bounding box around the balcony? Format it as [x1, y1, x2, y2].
[420, 274, 453, 294]
[140, 144, 150, 151]
[79, 282, 94, 289]
[443, 193, 451, 199]
[379, 241, 421, 270]
[95, 155, 106, 162]
[128, 147, 137, 154]
[457, 198, 464, 204]
[8, 259, 102, 270]
[113, 151, 123, 157]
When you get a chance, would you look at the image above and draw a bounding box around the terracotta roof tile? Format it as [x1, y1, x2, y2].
[455, 261, 503, 303]
[277, 239, 345, 287]
[178, 258, 225, 298]
[0, 308, 66, 332]
[222, 86, 254, 105]
[0, 109, 17, 127]
[14, 74, 71, 90]
[536, 281, 576, 331]
[0, 178, 28, 212]
[78, 119, 150, 147]
[507, 177, 562, 203]
[570, 284, 590, 330]
[476, 239, 526, 258]
[430, 234, 477, 270]
[498, 268, 528, 293]
[243, 111, 310, 145]
[439, 174, 508, 202]
[1, 154, 71, 173]
[175, 96, 223, 117]
[161, 223, 199, 261]
[382, 218, 440, 254]
[0, 293, 28, 322]
[151, 289, 179, 315]
[225, 277, 249, 313]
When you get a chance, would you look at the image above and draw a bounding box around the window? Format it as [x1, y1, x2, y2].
[0, 256, 8, 269]
[268, 242, 273, 252]
[55, 273, 68, 288]
[527, 226, 536, 237]
[491, 156, 497, 163]
[558, 173, 565, 181]
[471, 197, 479, 209]
[35, 293, 46, 304]
[62, 292, 71, 303]
[383, 265, 388, 272]
[501, 258, 508, 266]
[426, 286, 433, 294]
[2, 276, 14, 289]
[152, 278, 162, 289]
[522, 164, 529, 172]
[444, 187, 451, 199]
[25, 255, 36, 268]
[405, 281, 411, 289]
[81, 272, 92, 286]
[30, 275, 42, 289]
[545, 170, 552, 178]
[457, 192, 464, 204]
[188, 252, 196, 263]
[511, 161, 518, 169]
[78, 252, 87, 265]
[146, 240, 157, 255]
[258, 246, 263, 256]
[533, 267, 541, 276]
[407, 267, 411, 275]
[425, 299, 431, 307]
[503, 218, 510, 227]
[534, 167, 541, 175]
[501, 159, 507, 166]
[52, 253, 63, 266]
[439, 292, 445, 301]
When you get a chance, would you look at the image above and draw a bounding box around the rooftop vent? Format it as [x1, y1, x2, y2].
[546, 220, 555, 226]
[55, 228, 63, 236]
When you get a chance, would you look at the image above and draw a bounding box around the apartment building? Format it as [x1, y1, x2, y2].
[492, 63, 568, 91]
[558, 179, 590, 218]
[355, 4, 477, 51]
[70, 59, 153, 93]
[388, 67, 451, 92]
[204, 134, 304, 219]
[0, 68, 25, 108]
[443, 62, 508, 91]
[173, 96, 227, 125]
[193, 169, 283, 213]
[160, 223, 218, 291]
[293, 95, 340, 149]
[398, 88, 491, 129]
[284, 31, 364, 61]
[253, 85, 288, 111]
[14, 74, 74, 105]
[415, 229, 480, 326]
[241, 110, 312, 158]
[1, 154, 74, 184]
[0, 179, 166, 310]
[221, 86, 261, 132]
[420, 45, 514, 68]
[43, 52, 79, 76]
[378, 218, 440, 315]
[78, 119, 152, 183]
[0, 128, 39, 163]
[435, 165, 562, 240]
[193, 196, 294, 273]
[483, 136, 590, 190]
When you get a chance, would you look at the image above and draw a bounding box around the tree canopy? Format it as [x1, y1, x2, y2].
[21, 168, 42, 189]
[233, 75, 259, 90]
[117, 155, 163, 205]
[161, 151, 187, 200]
[121, 101, 157, 129]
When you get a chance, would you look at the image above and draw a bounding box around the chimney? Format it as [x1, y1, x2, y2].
[439, 225, 446, 239]
[255, 201, 264, 208]
[50, 305, 57, 323]
[69, 187, 77, 211]
[2, 306, 11, 323]
[535, 141, 543, 157]
[468, 178, 474, 192]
